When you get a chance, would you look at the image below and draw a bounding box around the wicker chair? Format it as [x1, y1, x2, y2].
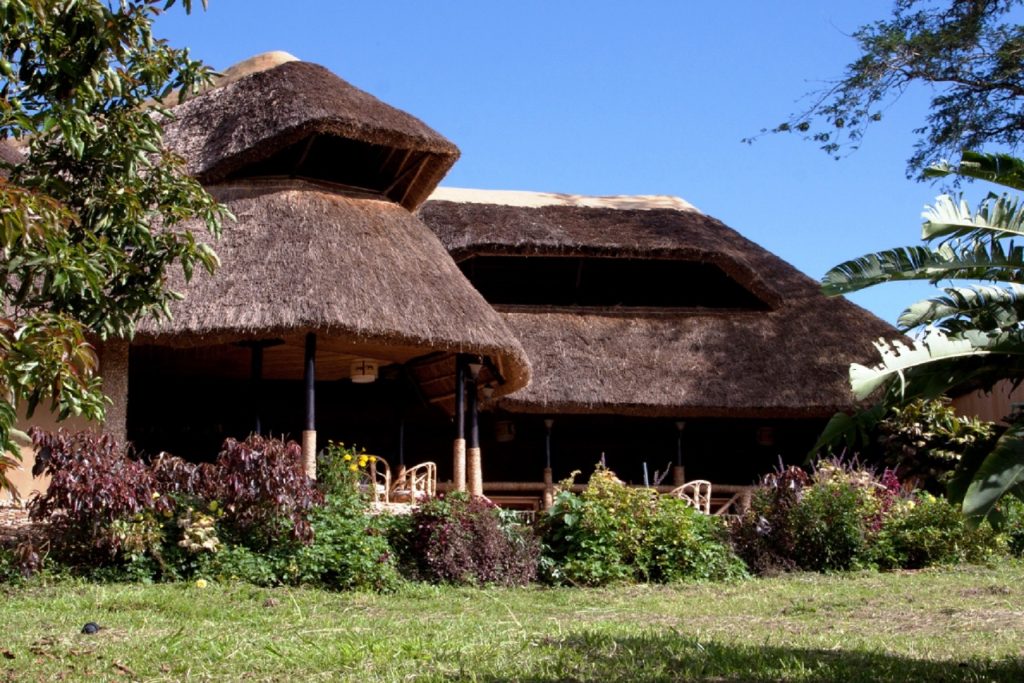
[668, 479, 712, 514]
[390, 461, 437, 503]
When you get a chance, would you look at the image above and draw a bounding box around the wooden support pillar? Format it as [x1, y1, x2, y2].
[251, 344, 264, 435]
[452, 355, 467, 492]
[674, 420, 686, 484]
[466, 361, 482, 497]
[543, 467, 554, 510]
[302, 333, 317, 480]
[672, 466, 686, 486]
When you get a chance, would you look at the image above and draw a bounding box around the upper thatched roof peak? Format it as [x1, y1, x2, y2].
[161, 57, 459, 210]
[213, 51, 299, 89]
[422, 188, 797, 308]
[429, 187, 701, 213]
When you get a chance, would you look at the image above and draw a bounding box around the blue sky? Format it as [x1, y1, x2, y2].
[153, 1, 982, 326]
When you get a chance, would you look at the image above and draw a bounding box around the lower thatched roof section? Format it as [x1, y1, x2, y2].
[421, 188, 900, 418]
[492, 300, 894, 418]
[135, 178, 530, 397]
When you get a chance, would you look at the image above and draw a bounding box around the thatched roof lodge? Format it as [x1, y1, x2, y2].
[111, 54, 530, 474]
[420, 188, 898, 484]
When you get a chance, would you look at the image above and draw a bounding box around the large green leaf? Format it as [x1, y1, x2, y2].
[898, 283, 1024, 331]
[925, 151, 1024, 191]
[822, 243, 1024, 295]
[808, 406, 885, 460]
[922, 192, 1024, 242]
[962, 422, 1024, 523]
[850, 331, 998, 400]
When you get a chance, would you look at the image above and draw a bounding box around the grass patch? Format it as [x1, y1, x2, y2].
[2, 563, 1024, 681]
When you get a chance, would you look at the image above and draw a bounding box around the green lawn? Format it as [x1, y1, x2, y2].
[2, 563, 1023, 681]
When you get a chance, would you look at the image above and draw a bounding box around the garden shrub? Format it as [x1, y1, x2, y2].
[877, 398, 996, 494]
[191, 494, 400, 591]
[289, 495, 400, 591]
[732, 459, 1003, 574]
[28, 428, 170, 566]
[729, 466, 809, 575]
[316, 441, 372, 500]
[872, 493, 1003, 569]
[23, 431, 328, 580]
[539, 466, 746, 586]
[212, 434, 322, 550]
[789, 464, 885, 572]
[197, 542, 286, 586]
[999, 497, 1024, 557]
[732, 460, 896, 574]
[398, 493, 539, 586]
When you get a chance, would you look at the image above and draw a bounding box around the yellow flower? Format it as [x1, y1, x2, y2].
[151, 491, 161, 500]
[369, 456, 377, 463]
[349, 464, 358, 472]
[343, 454, 352, 462]
[194, 579, 208, 589]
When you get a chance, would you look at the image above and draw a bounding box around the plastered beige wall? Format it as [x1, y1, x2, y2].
[2, 339, 129, 505]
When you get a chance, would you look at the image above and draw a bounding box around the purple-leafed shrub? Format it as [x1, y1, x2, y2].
[150, 451, 218, 500]
[401, 493, 539, 586]
[28, 428, 169, 562]
[213, 434, 322, 549]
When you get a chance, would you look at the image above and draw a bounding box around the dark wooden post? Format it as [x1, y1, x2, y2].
[673, 420, 686, 485]
[302, 333, 317, 479]
[251, 344, 264, 435]
[452, 355, 467, 492]
[466, 361, 482, 496]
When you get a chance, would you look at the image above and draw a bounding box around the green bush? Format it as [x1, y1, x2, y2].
[1000, 497, 1024, 557]
[732, 460, 1005, 575]
[876, 398, 996, 494]
[539, 466, 746, 586]
[316, 441, 373, 501]
[197, 495, 400, 591]
[872, 493, 1003, 569]
[291, 495, 400, 591]
[790, 475, 879, 572]
[733, 461, 894, 574]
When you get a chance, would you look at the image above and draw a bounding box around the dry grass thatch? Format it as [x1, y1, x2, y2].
[420, 190, 900, 418]
[135, 178, 530, 397]
[161, 60, 459, 211]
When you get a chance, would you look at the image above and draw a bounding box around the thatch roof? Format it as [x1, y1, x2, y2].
[420, 188, 900, 418]
[160, 56, 459, 211]
[135, 178, 530, 398]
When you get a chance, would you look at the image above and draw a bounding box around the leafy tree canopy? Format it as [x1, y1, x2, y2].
[0, 0, 228, 496]
[761, 0, 1024, 177]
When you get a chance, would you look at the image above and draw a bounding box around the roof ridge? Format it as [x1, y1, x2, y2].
[429, 187, 701, 213]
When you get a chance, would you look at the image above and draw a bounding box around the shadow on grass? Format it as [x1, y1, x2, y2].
[467, 630, 1024, 682]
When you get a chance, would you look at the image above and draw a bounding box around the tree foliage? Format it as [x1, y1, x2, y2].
[0, 0, 227, 494]
[763, 0, 1024, 176]
[819, 151, 1024, 523]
